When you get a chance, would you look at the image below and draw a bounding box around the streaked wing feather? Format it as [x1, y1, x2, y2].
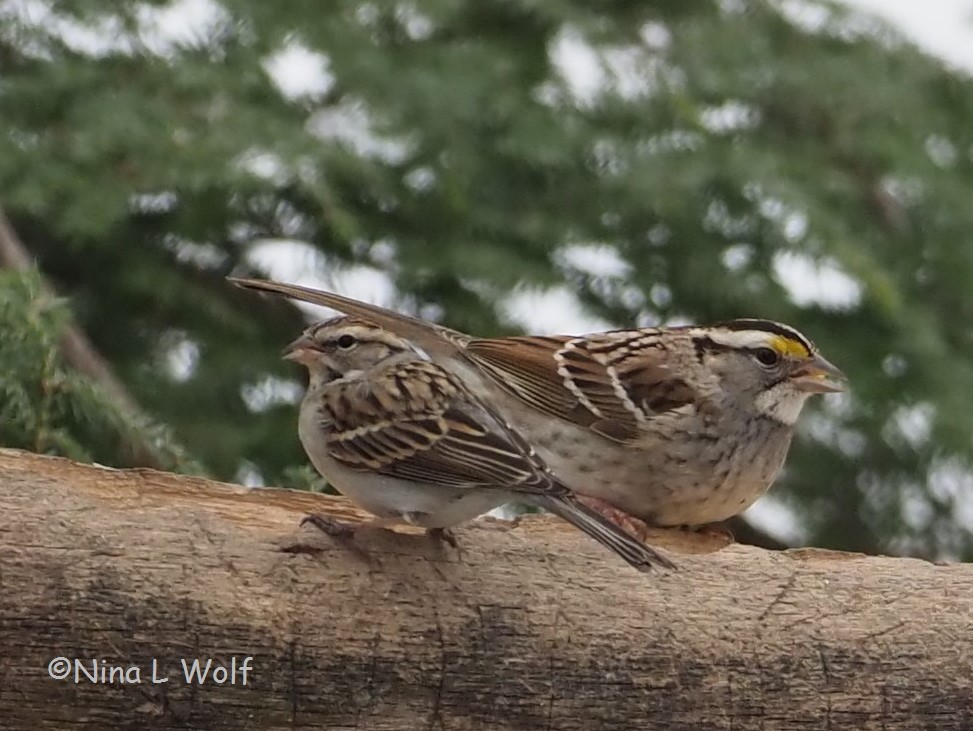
[468, 331, 700, 444]
[322, 360, 550, 491]
[466, 336, 599, 426]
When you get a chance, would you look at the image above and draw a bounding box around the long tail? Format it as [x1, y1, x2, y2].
[229, 277, 467, 358]
[533, 494, 675, 574]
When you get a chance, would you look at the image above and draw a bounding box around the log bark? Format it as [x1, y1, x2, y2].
[0, 448, 970, 730]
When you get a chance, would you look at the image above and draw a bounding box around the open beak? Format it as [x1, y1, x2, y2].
[790, 354, 847, 393]
[282, 333, 319, 363]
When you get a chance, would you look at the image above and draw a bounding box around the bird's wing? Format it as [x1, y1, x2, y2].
[466, 331, 701, 444]
[319, 359, 554, 493]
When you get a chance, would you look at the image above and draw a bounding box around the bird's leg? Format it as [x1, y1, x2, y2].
[301, 513, 406, 537]
[300, 513, 356, 538]
[293, 513, 392, 565]
[398, 511, 460, 550]
[278, 513, 359, 556]
[575, 495, 652, 542]
[575, 497, 735, 545]
[681, 521, 735, 542]
[425, 527, 467, 565]
[426, 527, 459, 549]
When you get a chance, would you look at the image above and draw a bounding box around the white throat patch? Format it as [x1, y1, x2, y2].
[755, 387, 808, 425]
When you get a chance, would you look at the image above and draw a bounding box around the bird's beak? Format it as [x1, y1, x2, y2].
[790, 354, 847, 393]
[282, 334, 319, 363]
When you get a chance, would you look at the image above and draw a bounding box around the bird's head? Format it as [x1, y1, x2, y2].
[692, 319, 846, 425]
[284, 316, 418, 385]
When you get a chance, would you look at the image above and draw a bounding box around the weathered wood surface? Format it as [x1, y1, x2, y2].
[0, 448, 970, 730]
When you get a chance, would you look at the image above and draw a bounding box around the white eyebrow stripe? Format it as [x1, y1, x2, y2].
[704, 329, 777, 350]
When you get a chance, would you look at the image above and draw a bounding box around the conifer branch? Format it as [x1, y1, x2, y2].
[0, 205, 176, 470]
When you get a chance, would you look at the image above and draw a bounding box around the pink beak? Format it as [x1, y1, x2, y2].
[282, 334, 319, 364]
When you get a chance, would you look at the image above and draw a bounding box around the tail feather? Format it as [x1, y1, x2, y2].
[534, 494, 675, 574]
[229, 277, 467, 358]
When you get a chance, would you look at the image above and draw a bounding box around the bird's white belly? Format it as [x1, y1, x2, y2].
[298, 414, 509, 527]
[327, 466, 509, 528]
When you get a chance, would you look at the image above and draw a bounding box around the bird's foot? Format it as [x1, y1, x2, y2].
[290, 513, 380, 565]
[682, 521, 735, 543]
[300, 513, 356, 538]
[426, 527, 459, 549]
[575, 496, 652, 542]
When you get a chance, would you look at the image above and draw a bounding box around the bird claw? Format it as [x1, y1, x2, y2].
[426, 527, 459, 549]
[301, 513, 356, 538]
[682, 521, 735, 543]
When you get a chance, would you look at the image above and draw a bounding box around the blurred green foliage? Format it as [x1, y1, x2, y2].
[0, 270, 198, 470]
[1, 0, 972, 558]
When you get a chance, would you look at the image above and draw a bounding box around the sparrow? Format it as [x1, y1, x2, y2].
[281, 315, 674, 573]
[232, 277, 845, 530]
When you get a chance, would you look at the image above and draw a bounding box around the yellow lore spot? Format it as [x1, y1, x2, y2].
[769, 334, 811, 358]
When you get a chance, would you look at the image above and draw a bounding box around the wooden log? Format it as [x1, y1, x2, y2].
[0, 448, 970, 730]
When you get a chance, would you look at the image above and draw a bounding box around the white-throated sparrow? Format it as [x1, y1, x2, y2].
[282, 315, 673, 573]
[233, 278, 846, 529]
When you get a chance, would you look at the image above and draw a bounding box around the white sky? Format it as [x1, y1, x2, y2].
[842, 0, 973, 73]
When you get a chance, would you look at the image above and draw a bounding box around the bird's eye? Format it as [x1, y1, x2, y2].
[753, 347, 781, 367]
[336, 334, 356, 349]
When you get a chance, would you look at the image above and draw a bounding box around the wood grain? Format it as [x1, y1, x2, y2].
[0, 448, 970, 730]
